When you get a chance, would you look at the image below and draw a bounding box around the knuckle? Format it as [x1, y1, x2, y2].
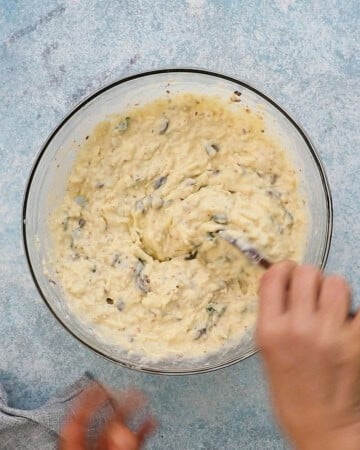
[260, 269, 273, 287]
[259, 272, 272, 295]
[260, 261, 295, 290]
[293, 264, 320, 281]
[278, 259, 296, 268]
[256, 324, 284, 352]
[271, 260, 296, 276]
[259, 279, 275, 301]
[260, 265, 281, 286]
[287, 321, 315, 345]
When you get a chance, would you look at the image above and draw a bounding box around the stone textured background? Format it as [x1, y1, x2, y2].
[0, 1, 359, 448]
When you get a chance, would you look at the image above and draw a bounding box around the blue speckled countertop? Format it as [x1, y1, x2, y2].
[0, 1, 359, 448]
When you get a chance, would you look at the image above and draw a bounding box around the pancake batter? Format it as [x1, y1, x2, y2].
[49, 93, 307, 360]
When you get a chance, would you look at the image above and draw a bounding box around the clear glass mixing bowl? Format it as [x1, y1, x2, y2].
[22, 69, 332, 374]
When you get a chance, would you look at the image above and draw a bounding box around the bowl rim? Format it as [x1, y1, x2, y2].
[22, 67, 333, 375]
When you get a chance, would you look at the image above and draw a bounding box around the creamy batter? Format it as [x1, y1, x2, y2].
[49, 93, 307, 360]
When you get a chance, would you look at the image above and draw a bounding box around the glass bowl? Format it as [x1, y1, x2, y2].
[22, 69, 332, 374]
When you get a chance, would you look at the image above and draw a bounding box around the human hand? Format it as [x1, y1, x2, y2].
[256, 262, 360, 450]
[60, 384, 156, 450]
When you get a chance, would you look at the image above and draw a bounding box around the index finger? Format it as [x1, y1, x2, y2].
[60, 384, 111, 450]
[112, 389, 147, 421]
[258, 261, 296, 322]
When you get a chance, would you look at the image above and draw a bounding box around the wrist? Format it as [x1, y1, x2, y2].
[294, 429, 360, 450]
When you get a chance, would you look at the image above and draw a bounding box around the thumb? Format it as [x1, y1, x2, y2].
[100, 420, 139, 450]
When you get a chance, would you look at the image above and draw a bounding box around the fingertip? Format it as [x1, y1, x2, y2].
[320, 275, 351, 306]
[60, 384, 111, 449]
[112, 388, 148, 419]
[318, 274, 351, 328]
[137, 416, 158, 444]
[259, 260, 296, 292]
[258, 260, 297, 320]
[260, 260, 295, 286]
[292, 263, 321, 278]
[328, 275, 351, 295]
[288, 264, 322, 314]
[107, 422, 139, 450]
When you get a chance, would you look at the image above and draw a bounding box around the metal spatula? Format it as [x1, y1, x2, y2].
[218, 230, 271, 269]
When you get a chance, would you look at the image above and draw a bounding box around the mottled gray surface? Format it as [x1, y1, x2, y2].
[0, 0, 359, 448]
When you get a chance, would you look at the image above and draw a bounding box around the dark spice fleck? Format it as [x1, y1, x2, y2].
[206, 304, 216, 313]
[231, 92, 241, 102]
[205, 143, 219, 157]
[270, 173, 278, 184]
[185, 249, 198, 260]
[115, 117, 130, 132]
[49, 279, 57, 285]
[106, 297, 114, 305]
[116, 299, 125, 311]
[154, 175, 168, 190]
[212, 213, 228, 225]
[261, 129, 264, 133]
[158, 118, 169, 134]
[96, 182, 104, 189]
[135, 199, 145, 213]
[111, 254, 120, 266]
[206, 231, 217, 241]
[267, 188, 281, 198]
[135, 259, 151, 293]
[62, 217, 69, 231]
[194, 328, 207, 340]
[284, 209, 294, 227]
[79, 218, 86, 228]
[85, 136, 89, 140]
[166, 90, 170, 94]
[136, 274, 151, 293]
